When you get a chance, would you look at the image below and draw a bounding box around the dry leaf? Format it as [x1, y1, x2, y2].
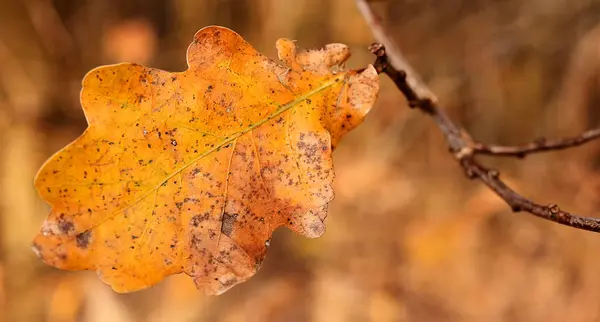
[32, 26, 379, 294]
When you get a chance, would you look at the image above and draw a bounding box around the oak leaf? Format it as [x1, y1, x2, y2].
[33, 26, 379, 294]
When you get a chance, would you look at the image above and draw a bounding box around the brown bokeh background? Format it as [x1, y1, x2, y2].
[2, 0, 600, 321]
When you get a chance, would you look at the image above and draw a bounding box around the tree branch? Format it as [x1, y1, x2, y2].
[356, 0, 600, 233]
[471, 129, 600, 158]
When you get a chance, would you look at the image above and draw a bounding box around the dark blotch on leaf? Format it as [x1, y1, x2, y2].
[58, 219, 75, 235]
[76, 231, 92, 249]
[221, 278, 237, 288]
[221, 213, 238, 236]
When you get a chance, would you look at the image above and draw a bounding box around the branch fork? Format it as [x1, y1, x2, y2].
[357, 0, 600, 233]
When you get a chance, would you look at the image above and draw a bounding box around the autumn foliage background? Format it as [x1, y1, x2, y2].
[2, 0, 600, 321]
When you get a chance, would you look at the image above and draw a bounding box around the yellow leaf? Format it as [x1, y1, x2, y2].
[32, 26, 379, 294]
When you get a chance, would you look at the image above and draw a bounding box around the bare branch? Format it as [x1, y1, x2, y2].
[356, 0, 600, 233]
[471, 129, 600, 158]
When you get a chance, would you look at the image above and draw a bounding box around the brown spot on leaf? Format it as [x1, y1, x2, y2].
[221, 213, 238, 236]
[57, 219, 75, 235]
[191, 213, 210, 227]
[76, 231, 91, 249]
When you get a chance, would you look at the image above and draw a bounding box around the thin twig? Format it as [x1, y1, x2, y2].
[471, 129, 600, 158]
[356, 0, 600, 233]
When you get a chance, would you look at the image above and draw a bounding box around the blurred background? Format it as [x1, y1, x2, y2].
[2, 0, 600, 321]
